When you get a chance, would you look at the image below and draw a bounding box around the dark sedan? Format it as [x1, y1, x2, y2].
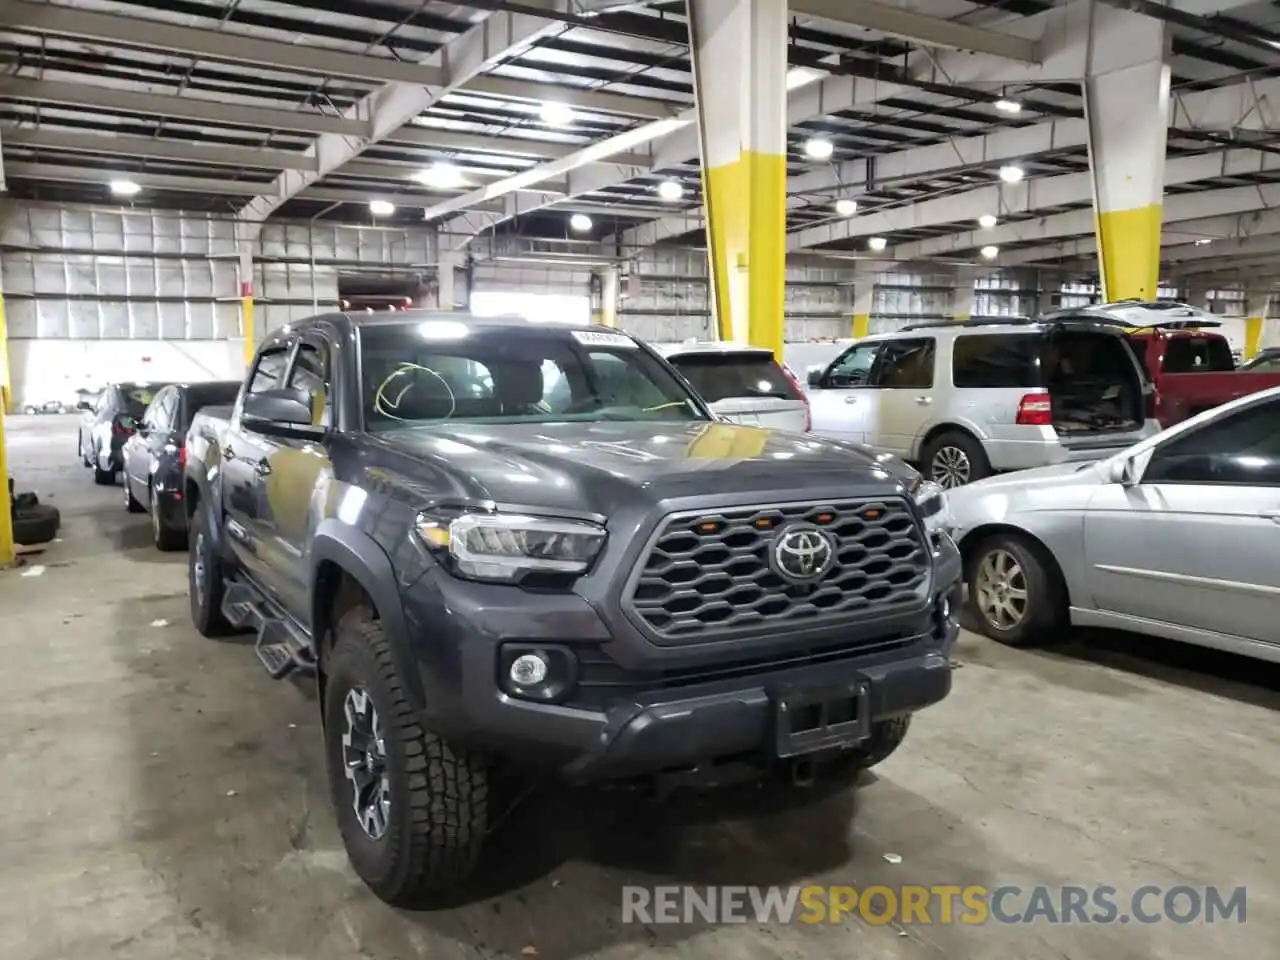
[122, 380, 241, 550]
[78, 382, 169, 485]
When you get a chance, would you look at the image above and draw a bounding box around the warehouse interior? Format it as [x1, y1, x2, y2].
[0, 0, 1278, 958]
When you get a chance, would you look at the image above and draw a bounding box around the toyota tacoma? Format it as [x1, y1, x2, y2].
[183, 312, 961, 905]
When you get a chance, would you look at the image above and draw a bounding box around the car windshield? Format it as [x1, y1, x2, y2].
[667, 351, 802, 403]
[359, 321, 708, 430]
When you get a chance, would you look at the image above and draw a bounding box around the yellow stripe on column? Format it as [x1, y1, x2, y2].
[704, 150, 786, 359]
[1096, 204, 1162, 302]
[1245, 316, 1264, 360]
[241, 295, 255, 367]
[852, 313, 870, 338]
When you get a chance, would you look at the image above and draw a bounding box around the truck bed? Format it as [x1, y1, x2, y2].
[1157, 370, 1280, 423]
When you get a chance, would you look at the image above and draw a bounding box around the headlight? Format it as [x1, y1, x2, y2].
[415, 511, 607, 583]
[911, 478, 954, 535]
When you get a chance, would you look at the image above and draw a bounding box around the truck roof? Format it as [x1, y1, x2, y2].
[260, 310, 624, 347]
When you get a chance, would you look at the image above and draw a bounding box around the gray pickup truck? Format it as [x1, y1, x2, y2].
[184, 311, 961, 905]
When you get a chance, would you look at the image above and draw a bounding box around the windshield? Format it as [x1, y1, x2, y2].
[359, 322, 708, 430]
[668, 352, 802, 403]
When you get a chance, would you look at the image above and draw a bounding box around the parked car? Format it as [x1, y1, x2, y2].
[22, 399, 68, 415]
[122, 380, 242, 550]
[184, 312, 960, 905]
[1239, 346, 1280, 372]
[78, 383, 170, 485]
[656, 341, 810, 431]
[1043, 300, 1280, 425]
[805, 317, 1159, 488]
[948, 384, 1280, 661]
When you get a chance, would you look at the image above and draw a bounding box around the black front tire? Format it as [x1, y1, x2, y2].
[152, 488, 186, 551]
[324, 611, 488, 907]
[920, 430, 991, 489]
[93, 446, 117, 486]
[188, 499, 234, 636]
[965, 533, 1066, 647]
[124, 478, 145, 513]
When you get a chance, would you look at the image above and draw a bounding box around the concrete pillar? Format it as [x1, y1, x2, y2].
[0, 268, 11, 566]
[952, 267, 976, 322]
[851, 268, 875, 337]
[600, 266, 619, 328]
[1183, 282, 1210, 311]
[437, 252, 457, 310]
[0, 270, 10, 415]
[689, 0, 787, 356]
[1083, 4, 1170, 302]
[1245, 292, 1269, 360]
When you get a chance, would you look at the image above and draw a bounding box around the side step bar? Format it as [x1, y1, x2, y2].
[222, 579, 317, 680]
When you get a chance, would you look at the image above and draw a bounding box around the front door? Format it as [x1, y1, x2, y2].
[1084, 394, 1280, 644]
[866, 337, 937, 458]
[807, 341, 882, 445]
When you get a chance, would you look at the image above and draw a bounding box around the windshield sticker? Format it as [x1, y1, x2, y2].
[572, 330, 637, 348]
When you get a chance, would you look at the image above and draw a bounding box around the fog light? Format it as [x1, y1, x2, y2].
[509, 653, 549, 687]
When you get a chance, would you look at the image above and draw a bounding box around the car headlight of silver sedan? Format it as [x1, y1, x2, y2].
[909, 476, 955, 538]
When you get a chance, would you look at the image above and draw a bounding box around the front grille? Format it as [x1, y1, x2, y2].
[624, 498, 930, 640]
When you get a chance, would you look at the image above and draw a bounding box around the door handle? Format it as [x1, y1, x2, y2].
[843, 396, 860, 405]
[254, 459, 272, 476]
[223, 445, 236, 461]
[1259, 509, 1280, 522]
[915, 396, 932, 406]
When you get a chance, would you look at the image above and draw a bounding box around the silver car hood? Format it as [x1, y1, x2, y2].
[946, 460, 1105, 538]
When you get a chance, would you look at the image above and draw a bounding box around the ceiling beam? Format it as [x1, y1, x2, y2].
[790, 0, 1040, 63]
[238, 3, 571, 223]
[0, 126, 318, 171]
[0, 0, 446, 87]
[2, 79, 368, 137]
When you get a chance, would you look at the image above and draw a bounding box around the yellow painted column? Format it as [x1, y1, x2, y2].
[0, 282, 11, 415]
[689, 0, 786, 358]
[1245, 293, 1268, 360]
[851, 268, 874, 337]
[600, 267, 619, 328]
[239, 245, 256, 368]
[0, 279, 13, 567]
[1083, 4, 1169, 302]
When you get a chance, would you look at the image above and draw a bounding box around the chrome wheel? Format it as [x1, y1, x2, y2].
[930, 445, 971, 489]
[342, 688, 391, 841]
[192, 532, 207, 610]
[975, 548, 1028, 631]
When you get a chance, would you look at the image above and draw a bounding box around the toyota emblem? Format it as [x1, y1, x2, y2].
[771, 524, 836, 583]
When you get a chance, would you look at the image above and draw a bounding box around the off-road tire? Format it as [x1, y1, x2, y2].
[188, 499, 234, 637]
[13, 504, 60, 546]
[124, 478, 145, 513]
[965, 532, 1066, 647]
[324, 611, 488, 907]
[920, 429, 991, 489]
[151, 485, 186, 552]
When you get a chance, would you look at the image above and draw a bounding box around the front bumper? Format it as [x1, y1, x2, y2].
[399, 539, 962, 783]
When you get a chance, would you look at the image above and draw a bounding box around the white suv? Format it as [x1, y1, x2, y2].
[804, 319, 1160, 487]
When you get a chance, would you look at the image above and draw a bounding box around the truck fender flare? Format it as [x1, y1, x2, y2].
[310, 522, 426, 710]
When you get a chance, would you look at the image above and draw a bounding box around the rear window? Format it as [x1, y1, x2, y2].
[951, 335, 1041, 388]
[1162, 336, 1235, 373]
[121, 385, 159, 418]
[183, 383, 243, 425]
[668, 352, 803, 403]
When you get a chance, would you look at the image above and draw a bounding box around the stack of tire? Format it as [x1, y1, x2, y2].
[9, 480, 60, 546]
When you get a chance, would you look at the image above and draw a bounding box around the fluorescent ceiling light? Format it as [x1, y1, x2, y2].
[998, 165, 1025, 184]
[981, 245, 1000, 259]
[540, 101, 575, 126]
[414, 162, 464, 189]
[369, 200, 395, 216]
[804, 137, 834, 160]
[570, 213, 593, 232]
[657, 179, 684, 201]
[978, 214, 998, 228]
[868, 236, 887, 252]
[110, 179, 141, 197]
[835, 198, 858, 217]
[1193, 238, 1213, 246]
[994, 99, 1022, 114]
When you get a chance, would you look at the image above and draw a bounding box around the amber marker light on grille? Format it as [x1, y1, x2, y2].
[696, 520, 721, 533]
[862, 508, 883, 520]
[813, 512, 834, 524]
[754, 517, 777, 529]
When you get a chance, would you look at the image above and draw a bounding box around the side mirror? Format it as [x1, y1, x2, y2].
[806, 367, 823, 387]
[1107, 456, 1139, 487]
[242, 388, 326, 441]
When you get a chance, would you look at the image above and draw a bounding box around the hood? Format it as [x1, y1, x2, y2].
[946, 459, 1104, 535]
[960, 459, 1104, 492]
[370, 419, 909, 518]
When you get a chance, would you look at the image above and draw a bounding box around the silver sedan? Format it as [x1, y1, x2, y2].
[945, 385, 1280, 663]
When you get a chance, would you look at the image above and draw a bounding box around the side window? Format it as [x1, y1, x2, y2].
[873, 338, 936, 389]
[1144, 398, 1280, 486]
[147, 390, 175, 430]
[247, 348, 290, 395]
[588, 351, 668, 408]
[952, 335, 1041, 388]
[824, 343, 881, 387]
[288, 341, 334, 427]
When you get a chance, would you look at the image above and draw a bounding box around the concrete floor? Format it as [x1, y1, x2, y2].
[1, 413, 1276, 960]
